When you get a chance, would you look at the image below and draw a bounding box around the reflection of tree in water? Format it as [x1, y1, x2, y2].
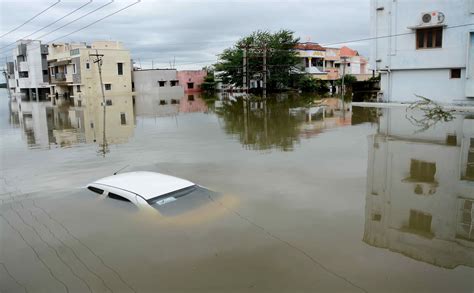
[216, 95, 310, 151]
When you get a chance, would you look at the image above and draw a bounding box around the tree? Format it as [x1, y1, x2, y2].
[298, 75, 329, 93]
[201, 70, 217, 92]
[336, 74, 357, 86]
[214, 30, 302, 91]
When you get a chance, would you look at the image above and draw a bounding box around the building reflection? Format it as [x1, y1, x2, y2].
[215, 94, 364, 151]
[9, 94, 134, 149]
[364, 107, 474, 269]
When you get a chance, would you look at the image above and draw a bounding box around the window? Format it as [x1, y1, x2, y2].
[410, 159, 436, 182]
[64, 66, 67, 74]
[77, 100, 82, 107]
[106, 99, 112, 106]
[117, 62, 123, 75]
[72, 64, 77, 74]
[456, 199, 474, 241]
[19, 72, 28, 78]
[466, 138, 474, 180]
[105, 84, 112, 90]
[171, 99, 179, 104]
[409, 210, 432, 233]
[158, 81, 166, 87]
[76, 85, 81, 93]
[42, 70, 48, 75]
[170, 80, 179, 87]
[187, 82, 194, 89]
[107, 192, 131, 202]
[88, 186, 104, 194]
[372, 213, 382, 221]
[16, 80, 18, 86]
[451, 68, 461, 79]
[50, 68, 54, 76]
[159, 100, 167, 105]
[416, 27, 443, 49]
[188, 95, 194, 101]
[120, 113, 126, 125]
[86, 62, 90, 69]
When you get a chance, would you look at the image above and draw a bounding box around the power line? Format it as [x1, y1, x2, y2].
[321, 22, 474, 47]
[0, 0, 141, 59]
[48, 0, 141, 44]
[0, 0, 61, 39]
[0, 0, 93, 51]
[36, 0, 114, 42]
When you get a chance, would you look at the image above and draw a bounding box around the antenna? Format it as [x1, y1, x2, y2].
[113, 165, 130, 175]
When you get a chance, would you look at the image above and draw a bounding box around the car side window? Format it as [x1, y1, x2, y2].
[88, 186, 104, 194]
[107, 192, 131, 202]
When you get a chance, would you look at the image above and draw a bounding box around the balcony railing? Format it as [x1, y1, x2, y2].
[55, 72, 66, 81]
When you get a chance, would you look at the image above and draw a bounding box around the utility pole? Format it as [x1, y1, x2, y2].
[340, 56, 348, 113]
[243, 46, 247, 95]
[90, 49, 108, 156]
[151, 60, 154, 69]
[262, 44, 267, 99]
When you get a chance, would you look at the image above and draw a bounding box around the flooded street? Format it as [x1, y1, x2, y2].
[1, 89, 473, 293]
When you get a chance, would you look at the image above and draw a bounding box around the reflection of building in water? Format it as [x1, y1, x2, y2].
[364, 107, 474, 269]
[179, 93, 208, 113]
[10, 94, 134, 148]
[69, 95, 134, 145]
[133, 93, 209, 117]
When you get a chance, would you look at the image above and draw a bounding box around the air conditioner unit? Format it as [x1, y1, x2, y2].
[420, 11, 445, 26]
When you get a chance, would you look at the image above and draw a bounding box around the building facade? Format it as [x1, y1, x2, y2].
[48, 41, 132, 107]
[132, 69, 184, 104]
[10, 40, 50, 101]
[370, 0, 474, 103]
[364, 107, 474, 269]
[177, 70, 207, 93]
[295, 43, 370, 81]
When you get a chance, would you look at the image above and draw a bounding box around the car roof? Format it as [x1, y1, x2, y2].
[89, 171, 195, 200]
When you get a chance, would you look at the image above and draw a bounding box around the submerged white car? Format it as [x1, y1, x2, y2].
[87, 171, 212, 213]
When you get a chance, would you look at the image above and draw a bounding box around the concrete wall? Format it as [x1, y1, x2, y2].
[370, 0, 474, 103]
[133, 69, 184, 97]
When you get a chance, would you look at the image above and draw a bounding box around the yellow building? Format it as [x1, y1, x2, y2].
[47, 41, 132, 107]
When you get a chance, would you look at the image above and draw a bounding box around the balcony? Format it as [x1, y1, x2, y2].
[305, 66, 325, 74]
[55, 72, 66, 81]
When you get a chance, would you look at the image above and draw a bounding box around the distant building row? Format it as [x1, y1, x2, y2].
[4, 39, 207, 107]
[295, 43, 372, 82]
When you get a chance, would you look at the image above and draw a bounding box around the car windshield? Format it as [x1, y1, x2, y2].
[147, 185, 214, 216]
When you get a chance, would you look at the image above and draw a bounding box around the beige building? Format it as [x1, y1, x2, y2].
[47, 41, 132, 107]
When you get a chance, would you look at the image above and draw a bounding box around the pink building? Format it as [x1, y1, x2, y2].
[177, 70, 207, 93]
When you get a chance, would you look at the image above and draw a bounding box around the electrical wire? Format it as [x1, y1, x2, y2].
[0, 0, 61, 39]
[0, 0, 94, 51]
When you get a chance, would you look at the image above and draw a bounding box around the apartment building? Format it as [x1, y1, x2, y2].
[132, 69, 184, 105]
[295, 42, 370, 81]
[48, 41, 132, 107]
[9, 40, 50, 101]
[370, 0, 474, 103]
[364, 107, 474, 269]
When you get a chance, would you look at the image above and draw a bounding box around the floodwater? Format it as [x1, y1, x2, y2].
[0, 89, 473, 293]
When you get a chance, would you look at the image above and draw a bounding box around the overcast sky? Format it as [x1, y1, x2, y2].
[0, 0, 370, 69]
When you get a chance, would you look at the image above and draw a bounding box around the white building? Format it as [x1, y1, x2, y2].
[364, 107, 474, 269]
[370, 0, 474, 103]
[10, 40, 50, 101]
[132, 69, 184, 103]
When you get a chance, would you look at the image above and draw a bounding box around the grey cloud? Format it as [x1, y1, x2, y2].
[0, 0, 370, 69]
